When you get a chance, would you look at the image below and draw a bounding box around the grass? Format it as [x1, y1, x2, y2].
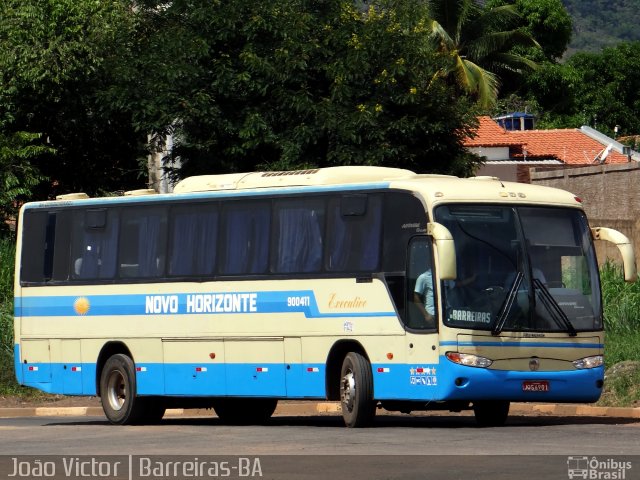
[0, 236, 14, 359]
[600, 262, 640, 366]
[598, 361, 640, 407]
[597, 262, 640, 407]
[0, 236, 23, 396]
[0, 235, 639, 405]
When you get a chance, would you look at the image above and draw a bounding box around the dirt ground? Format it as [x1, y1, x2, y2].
[0, 394, 101, 408]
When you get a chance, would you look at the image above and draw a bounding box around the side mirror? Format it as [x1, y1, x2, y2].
[428, 222, 456, 280]
[591, 227, 637, 282]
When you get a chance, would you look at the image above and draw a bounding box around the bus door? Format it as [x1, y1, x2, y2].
[404, 236, 439, 399]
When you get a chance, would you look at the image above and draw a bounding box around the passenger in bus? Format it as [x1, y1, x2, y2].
[413, 269, 435, 324]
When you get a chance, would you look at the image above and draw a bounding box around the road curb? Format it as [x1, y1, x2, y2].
[0, 401, 638, 419]
[510, 403, 640, 418]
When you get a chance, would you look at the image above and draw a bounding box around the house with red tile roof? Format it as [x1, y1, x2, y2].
[465, 116, 639, 182]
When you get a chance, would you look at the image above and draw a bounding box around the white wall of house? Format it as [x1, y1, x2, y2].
[467, 146, 510, 161]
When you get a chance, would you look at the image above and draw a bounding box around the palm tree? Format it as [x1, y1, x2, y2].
[428, 0, 538, 110]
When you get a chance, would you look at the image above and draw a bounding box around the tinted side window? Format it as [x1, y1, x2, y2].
[71, 209, 119, 280]
[326, 194, 382, 272]
[273, 197, 325, 273]
[383, 192, 428, 272]
[20, 209, 72, 284]
[169, 204, 219, 276]
[119, 207, 167, 278]
[221, 201, 270, 275]
[20, 210, 48, 283]
[406, 237, 437, 330]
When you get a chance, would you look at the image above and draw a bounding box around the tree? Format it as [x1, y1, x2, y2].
[427, 0, 539, 110]
[0, 0, 146, 199]
[108, 0, 482, 178]
[512, 42, 640, 135]
[564, 42, 640, 136]
[563, 0, 640, 54]
[487, 0, 572, 61]
[484, 0, 576, 125]
[0, 129, 51, 231]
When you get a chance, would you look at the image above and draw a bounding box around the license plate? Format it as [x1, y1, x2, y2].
[522, 380, 550, 392]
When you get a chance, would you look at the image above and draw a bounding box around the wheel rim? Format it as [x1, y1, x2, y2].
[106, 370, 127, 412]
[340, 368, 356, 413]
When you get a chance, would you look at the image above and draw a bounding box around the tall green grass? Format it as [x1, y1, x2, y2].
[600, 261, 640, 365]
[0, 236, 18, 393]
[0, 237, 15, 351]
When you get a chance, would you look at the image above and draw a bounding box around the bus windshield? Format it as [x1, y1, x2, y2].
[434, 205, 602, 334]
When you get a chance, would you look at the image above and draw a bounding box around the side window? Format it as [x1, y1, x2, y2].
[71, 209, 119, 280]
[168, 204, 219, 276]
[406, 237, 437, 330]
[325, 194, 382, 272]
[119, 207, 167, 278]
[221, 201, 270, 275]
[383, 192, 428, 272]
[20, 210, 49, 283]
[273, 197, 325, 273]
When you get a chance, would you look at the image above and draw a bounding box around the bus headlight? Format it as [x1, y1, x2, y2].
[573, 355, 603, 369]
[445, 352, 493, 368]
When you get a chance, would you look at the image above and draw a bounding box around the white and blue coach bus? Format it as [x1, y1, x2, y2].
[13, 167, 636, 426]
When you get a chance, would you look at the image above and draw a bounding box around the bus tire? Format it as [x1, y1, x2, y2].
[213, 398, 278, 425]
[340, 352, 375, 428]
[100, 354, 144, 425]
[473, 400, 510, 427]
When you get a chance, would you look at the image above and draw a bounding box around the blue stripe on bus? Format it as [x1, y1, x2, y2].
[23, 182, 392, 209]
[15, 291, 397, 319]
[439, 341, 603, 349]
[16, 357, 603, 403]
[16, 361, 327, 398]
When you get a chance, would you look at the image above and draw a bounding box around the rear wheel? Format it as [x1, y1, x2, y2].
[473, 400, 510, 427]
[213, 398, 278, 425]
[340, 352, 375, 428]
[100, 354, 145, 425]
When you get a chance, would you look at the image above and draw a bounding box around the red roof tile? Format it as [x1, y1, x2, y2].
[464, 116, 516, 147]
[464, 116, 629, 165]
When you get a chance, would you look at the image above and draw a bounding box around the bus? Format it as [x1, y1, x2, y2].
[13, 166, 637, 427]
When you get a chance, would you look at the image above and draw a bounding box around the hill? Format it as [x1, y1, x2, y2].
[563, 0, 640, 54]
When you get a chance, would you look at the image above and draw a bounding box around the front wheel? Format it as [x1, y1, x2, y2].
[473, 400, 510, 427]
[100, 354, 145, 425]
[340, 352, 376, 428]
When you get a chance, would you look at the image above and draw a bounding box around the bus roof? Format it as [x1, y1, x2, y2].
[173, 166, 418, 192]
[394, 174, 582, 208]
[26, 166, 581, 209]
[173, 166, 581, 208]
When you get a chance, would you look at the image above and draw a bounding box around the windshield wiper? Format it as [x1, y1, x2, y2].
[533, 278, 577, 337]
[492, 272, 523, 336]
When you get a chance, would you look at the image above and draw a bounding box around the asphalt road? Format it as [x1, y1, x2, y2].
[0, 412, 639, 480]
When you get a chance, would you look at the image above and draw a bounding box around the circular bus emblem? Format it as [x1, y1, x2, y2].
[74, 297, 91, 315]
[529, 358, 540, 371]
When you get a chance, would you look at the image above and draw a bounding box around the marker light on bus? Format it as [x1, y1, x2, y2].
[445, 352, 493, 368]
[572, 355, 603, 370]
